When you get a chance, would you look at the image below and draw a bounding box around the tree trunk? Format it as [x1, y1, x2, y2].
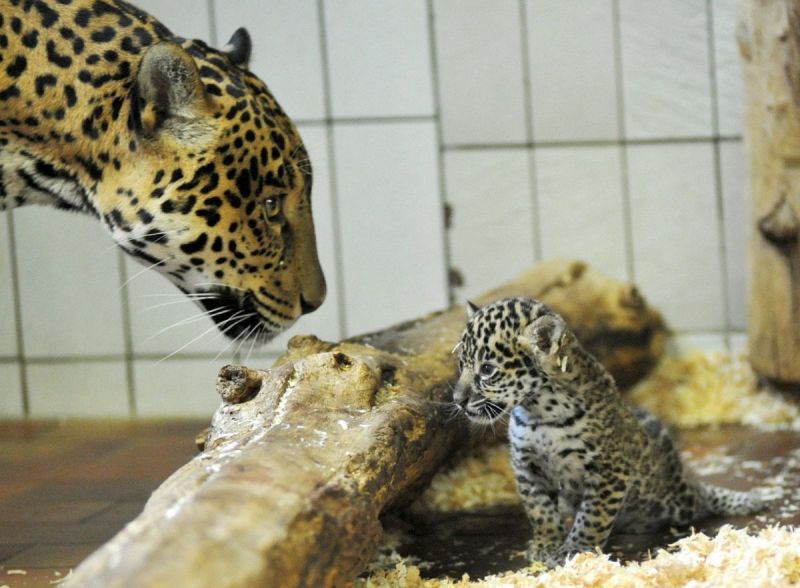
[740, 0, 800, 383]
[66, 259, 666, 588]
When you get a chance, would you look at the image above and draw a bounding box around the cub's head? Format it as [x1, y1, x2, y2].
[453, 297, 556, 424]
[98, 29, 325, 343]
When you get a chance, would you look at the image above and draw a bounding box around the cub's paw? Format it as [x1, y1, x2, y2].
[526, 541, 567, 569]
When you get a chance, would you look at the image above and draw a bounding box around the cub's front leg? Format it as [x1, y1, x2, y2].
[558, 466, 629, 563]
[512, 456, 567, 566]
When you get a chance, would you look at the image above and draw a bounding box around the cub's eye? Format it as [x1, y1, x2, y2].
[263, 196, 281, 219]
[478, 363, 497, 378]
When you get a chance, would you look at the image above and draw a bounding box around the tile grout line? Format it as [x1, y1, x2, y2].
[206, 0, 218, 47]
[5, 210, 29, 415]
[611, 0, 636, 283]
[0, 352, 283, 365]
[305, 115, 437, 126]
[705, 0, 733, 351]
[426, 0, 455, 304]
[116, 252, 137, 417]
[316, 0, 348, 339]
[518, 0, 543, 262]
[441, 135, 743, 151]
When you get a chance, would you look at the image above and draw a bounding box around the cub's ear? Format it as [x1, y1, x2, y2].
[517, 315, 564, 357]
[223, 27, 251, 68]
[465, 300, 479, 318]
[135, 42, 207, 137]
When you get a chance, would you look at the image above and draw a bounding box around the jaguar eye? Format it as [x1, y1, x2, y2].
[263, 196, 281, 219]
[478, 363, 497, 378]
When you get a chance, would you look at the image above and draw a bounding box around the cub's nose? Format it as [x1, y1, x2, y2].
[452, 386, 469, 409]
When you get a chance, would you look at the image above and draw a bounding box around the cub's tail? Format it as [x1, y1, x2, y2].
[698, 483, 768, 517]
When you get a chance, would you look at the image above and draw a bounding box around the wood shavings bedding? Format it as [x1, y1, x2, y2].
[414, 444, 518, 513]
[356, 525, 800, 587]
[628, 352, 800, 429]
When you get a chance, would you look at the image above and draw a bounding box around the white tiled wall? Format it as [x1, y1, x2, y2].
[446, 150, 536, 301]
[212, 0, 326, 121]
[14, 208, 127, 357]
[0, 0, 747, 418]
[627, 143, 725, 331]
[325, 0, 435, 119]
[334, 121, 448, 334]
[434, 0, 529, 144]
[26, 361, 130, 418]
[720, 141, 748, 330]
[0, 215, 18, 357]
[619, 0, 713, 139]
[527, 0, 620, 142]
[535, 146, 628, 281]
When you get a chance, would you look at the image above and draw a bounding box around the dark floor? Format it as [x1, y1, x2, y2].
[0, 421, 798, 586]
[0, 420, 205, 587]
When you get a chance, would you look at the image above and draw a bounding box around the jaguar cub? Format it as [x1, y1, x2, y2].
[453, 297, 765, 568]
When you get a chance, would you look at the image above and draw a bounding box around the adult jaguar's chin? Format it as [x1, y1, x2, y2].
[195, 287, 291, 344]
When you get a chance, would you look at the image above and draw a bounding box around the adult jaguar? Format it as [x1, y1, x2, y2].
[0, 0, 326, 344]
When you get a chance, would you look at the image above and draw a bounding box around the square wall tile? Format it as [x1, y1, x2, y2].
[712, 0, 743, 136]
[212, 0, 326, 121]
[0, 363, 23, 417]
[0, 214, 18, 356]
[27, 361, 129, 417]
[325, 0, 434, 118]
[527, 0, 619, 141]
[720, 141, 747, 330]
[434, 0, 528, 144]
[334, 122, 448, 335]
[536, 146, 628, 281]
[627, 143, 725, 331]
[446, 150, 536, 301]
[14, 208, 125, 357]
[132, 0, 212, 42]
[133, 359, 222, 417]
[266, 125, 342, 352]
[620, 0, 713, 138]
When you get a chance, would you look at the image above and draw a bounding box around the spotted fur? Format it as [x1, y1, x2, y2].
[0, 0, 326, 343]
[454, 297, 766, 568]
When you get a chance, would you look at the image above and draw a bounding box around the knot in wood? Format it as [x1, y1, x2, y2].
[216, 364, 263, 404]
[759, 194, 799, 246]
[333, 352, 354, 369]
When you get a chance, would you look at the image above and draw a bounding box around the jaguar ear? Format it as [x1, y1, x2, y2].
[517, 315, 564, 358]
[135, 42, 207, 137]
[223, 27, 251, 68]
[465, 300, 479, 318]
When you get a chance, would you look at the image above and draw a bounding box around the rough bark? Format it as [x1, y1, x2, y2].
[740, 0, 800, 382]
[67, 259, 666, 588]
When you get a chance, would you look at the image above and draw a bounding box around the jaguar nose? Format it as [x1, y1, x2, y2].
[299, 295, 321, 315]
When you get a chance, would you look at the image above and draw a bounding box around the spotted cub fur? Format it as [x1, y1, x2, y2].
[453, 297, 765, 568]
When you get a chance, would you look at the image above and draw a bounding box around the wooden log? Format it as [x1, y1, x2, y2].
[67, 259, 665, 588]
[740, 0, 800, 382]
